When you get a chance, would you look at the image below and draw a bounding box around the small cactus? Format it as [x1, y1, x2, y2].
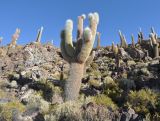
[119, 30, 128, 48]
[96, 32, 101, 49]
[10, 28, 20, 47]
[36, 26, 43, 43]
[150, 33, 159, 58]
[60, 13, 99, 101]
[112, 43, 120, 69]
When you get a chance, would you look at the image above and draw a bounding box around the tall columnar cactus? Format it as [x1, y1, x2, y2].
[60, 13, 99, 101]
[96, 32, 101, 49]
[0, 37, 3, 44]
[131, 34, 135, 47]
[150, 33, 159, 58]
[112, 44, 120, 69]
[36, 26, 43, 43]
[138, 33, 142, 44]
[10, 28, 21, 47]
[151, 27, 158, 39]
[119, 30, 128, 48]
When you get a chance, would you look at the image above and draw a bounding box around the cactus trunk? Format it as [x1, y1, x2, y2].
[64, 63, 84, 101]
[153, 44, 159, 58]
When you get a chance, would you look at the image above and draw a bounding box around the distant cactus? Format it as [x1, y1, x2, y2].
[9, 28, 20, 47]
[138, 28, 144, 44]
[131, 34, 135, 47]
[60, 13, 99, 101]
[119, 30, 128, 48]
[150, 33, 159, 58]
[36, 26, 43, 43]
[112, 43, 120, 69]
[0, 37, 3, 44]
[151, 27, 158, 39]
[96, 32, 101, 49]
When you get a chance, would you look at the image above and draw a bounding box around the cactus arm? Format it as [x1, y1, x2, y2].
[85, 51, 95, 66]
[60, 30, 72, 62]
[77, 27, 93, 63]
[88, 13, 99, 40]
[75, 15, 85, 55]
[77, 15, 85, 39]
[64, 20, 75, 57]
[77, 13, 99, 63]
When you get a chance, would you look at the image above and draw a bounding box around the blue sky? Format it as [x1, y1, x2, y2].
[0, 0, 160, 47]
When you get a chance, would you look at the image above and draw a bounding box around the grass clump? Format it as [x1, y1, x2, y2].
[127, 88, 159, 115]
[93, 94, 117, 110]
[0, 101, 25, 121]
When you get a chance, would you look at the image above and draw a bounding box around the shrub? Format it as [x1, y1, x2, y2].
[93, 94, 117, 110]
[26, 94, 49, 114]
[118, 78, 136, 91]
[45, 98, 113, 121]
[89, 80, 101, 88]
[45, 101, 82, 121]
[127, 89, 159, 115]
[0, 101, 25, 121]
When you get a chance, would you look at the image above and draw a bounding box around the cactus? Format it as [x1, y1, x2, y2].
[112, 44, 120, 69]
[10, 28, 20, 47]
[150, 33, 159, 58]
[119, 30, 128, 48]
[0, 37, 3, 44]
[60, 13, 99, 101]
[131, 34, 135, 47]
[138, 33, 142, 44]
[137, 28, 144, 44]
[151, 27, 158, 39]
[96, 32, 101, 49]
[36, 26, 43, 43]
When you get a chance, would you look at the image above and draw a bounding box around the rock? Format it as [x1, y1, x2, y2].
[0, 98, 11, 104]
[10, 80, 18, 88]
[20, 89, 34, 103]
[140, 68, 150, 76]
[51, 94, 63, 104]
[127, 60, 136, 66]
[127, 48, 145, 60]
[12, 73, 20, 80]
[119, 48, 132, 60]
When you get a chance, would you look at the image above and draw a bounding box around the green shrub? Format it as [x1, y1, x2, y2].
[0, 101, 25, 121]
[89, 80, 101, 88]
[127, 89, 159, 115]
[118, 78, 136, 91]
[45, 101, 82, 121]
[93, 94, 117, 110]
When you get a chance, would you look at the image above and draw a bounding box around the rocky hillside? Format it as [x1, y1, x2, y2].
[0, 36, 160, 121]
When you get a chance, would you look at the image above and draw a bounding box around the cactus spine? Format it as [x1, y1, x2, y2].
[150, 33, 159, 58]
[36, 26, 43, 43]
[119, 30, 128, 48]
[60, 13, 99, 101]
[96, 32, 101, 49]
[10, 28, 20, 47]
